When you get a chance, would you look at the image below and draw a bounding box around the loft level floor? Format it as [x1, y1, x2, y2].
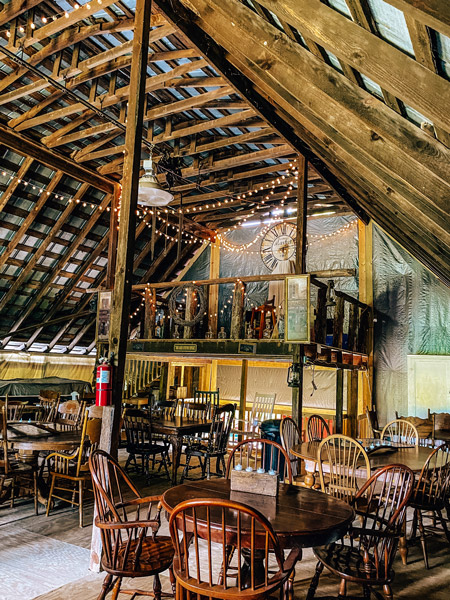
[127, 339, 369, 369]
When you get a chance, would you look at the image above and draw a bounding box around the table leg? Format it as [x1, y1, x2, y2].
[240, 548, 266, 589]
[169, 434, 183, 486]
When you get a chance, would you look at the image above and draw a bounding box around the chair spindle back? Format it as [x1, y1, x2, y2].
[226, 438, 293, 483]
[381, 419, 419, 447]
[308, 414, 330, 442]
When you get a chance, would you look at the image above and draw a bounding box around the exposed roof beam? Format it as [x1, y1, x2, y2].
[0, 156, 33, 212]
[256, 0, 450, 132]
[0, 0, 42, 26]
[0, 122, 115, 193]
[383, 0, 450, 38]
[156, 0, 370, 223]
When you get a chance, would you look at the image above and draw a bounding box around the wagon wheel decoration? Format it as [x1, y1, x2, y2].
[168, 284, 206, 327]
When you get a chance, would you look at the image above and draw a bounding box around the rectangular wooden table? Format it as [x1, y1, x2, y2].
[151, 416, 211, 485]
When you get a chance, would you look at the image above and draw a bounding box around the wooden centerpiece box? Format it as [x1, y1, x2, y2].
[230, 467, 278, 497]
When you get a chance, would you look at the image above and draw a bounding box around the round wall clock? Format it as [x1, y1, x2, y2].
[260, 222, 297, 271]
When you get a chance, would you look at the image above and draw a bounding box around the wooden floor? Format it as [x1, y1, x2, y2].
[1, 452, 449, 600]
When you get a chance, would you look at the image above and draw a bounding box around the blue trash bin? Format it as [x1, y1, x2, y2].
[260, 419, 285, 479]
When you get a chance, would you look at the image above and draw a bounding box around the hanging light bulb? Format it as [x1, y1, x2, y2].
[137, 149, 174, 207]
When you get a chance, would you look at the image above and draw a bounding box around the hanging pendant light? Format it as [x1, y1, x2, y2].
[137, 150, 174, 207]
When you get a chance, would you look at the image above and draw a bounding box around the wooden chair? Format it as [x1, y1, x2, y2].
[55, 399, 86, 431]
[193, 388, 220, 414]
[307, 464, 414, 600]
[0, 406, 38, 513]
[250, 295, 277, 339]
[1, 395, 28, 421]
[395, 410, 435, 444]
[365, 406, 382, 438]
[169, 497, 301, 600]
[226, 438, 293, 483]
[151, 399, 178, 420]
[307, 414, 330, 442]
[181, 403, 236, 482]
[280, 416, 303, 480]
[89, 450, 175, 600]
[46, 408, 102, 527]
[231, 392, 277, 440]
[317, 434, 371, 503]
[381, 419, 419, 447]
[38, 390, 60, 423]
[123, 409, 170, 480]
[407, 442, 450, 568]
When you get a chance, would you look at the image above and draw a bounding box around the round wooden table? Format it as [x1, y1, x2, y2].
[162, 478, 354, 550]
[6, 422, 81, 462]
[291, 440, 434, 487]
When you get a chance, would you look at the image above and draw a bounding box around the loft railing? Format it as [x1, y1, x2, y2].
[132, 269, 372, 357]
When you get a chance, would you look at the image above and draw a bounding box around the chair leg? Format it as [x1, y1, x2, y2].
[437, 508, 450, 543]
[398, 518, 407, 566]
[306, 561, 324, 600]
[162, 450, 170, 480]
[153, 572, 162, 600]
[34, 471, 38, 515]
[338, 578, 347, 598]
[383, 584, 393, 600]
[363, 585, 371, 599]
[46, 474, 56, 517]
[206, 456, 211, 480]
[79, 480, 84, 528]
[169, 566, 176, 596]
[180, 453, 191, 483]
[97, 574, 114, 600]
[111, 576, 122, 600]
[417, 509, 429, 569]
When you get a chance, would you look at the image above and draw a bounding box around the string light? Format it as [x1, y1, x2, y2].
[0, 1, 102, 39]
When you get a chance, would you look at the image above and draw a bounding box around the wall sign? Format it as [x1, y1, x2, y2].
[285, 275, 310, 343]
[238, 342, 257, 355]
[173, 343, 197, 353]
[97, 291, 112, 342]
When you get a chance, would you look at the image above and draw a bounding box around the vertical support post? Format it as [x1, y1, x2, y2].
[208, 239, 220, 336]
[143, 288, 156, 338]
[347, 370, 358, 437]
[358, 221, 374, 418]
[101, 0, 152, 458]
[239, 358, 249, 442]
[335, 368, 344, 434]
[106, 183, 120, 289]
[159, 362, 168, 401]
[291, 155, 308, 432]
[332, 296, 345, 348]
[183, 286, 196, 338]
[150, 210, 156, 260]
[231, 281, 246, 339]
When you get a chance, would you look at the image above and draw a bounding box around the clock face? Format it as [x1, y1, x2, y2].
[260, 222, 297, 271]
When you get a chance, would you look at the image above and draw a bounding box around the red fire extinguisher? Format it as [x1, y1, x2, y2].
[96, 358, 112, 407]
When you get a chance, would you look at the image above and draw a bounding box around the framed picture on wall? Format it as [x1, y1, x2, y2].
[285, 275, 310, 343]
[97, 291, 112, 342]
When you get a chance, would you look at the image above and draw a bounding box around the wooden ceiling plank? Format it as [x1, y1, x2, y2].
[255, 0, 450, 131]
[0, 122, 115, 192]
[405, 16, 450, 148]
[14, 59, 210, 131]
[0, 19, 135, 95]
[0, 23, 176, 105]
[382, 0, 450, 39]
[156, 0, 369, 222]
[0, 0, 42, 26]
[0, 172, 64, 269]
[184, 0, 449, 210]
[0, 183, 90, 313]
[0, 156, 33, 213]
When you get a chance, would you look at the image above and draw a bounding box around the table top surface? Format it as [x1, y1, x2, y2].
[151, 416, 211, 435]
[161, 478, 354, 549]
[291, 440, 434, 472]
[4, 422, 81, 450]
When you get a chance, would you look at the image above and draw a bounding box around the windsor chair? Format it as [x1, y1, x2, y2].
[280, 416, 303, 480]
[169, 497, 301, 600]
[89, 450, 175, 600]
[307, 414, 330, 442]
[307, 464, 414, 600]
[381, 419, 419, 447]
[226, 438, 293, 483]
[181, 403, 236, 482]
